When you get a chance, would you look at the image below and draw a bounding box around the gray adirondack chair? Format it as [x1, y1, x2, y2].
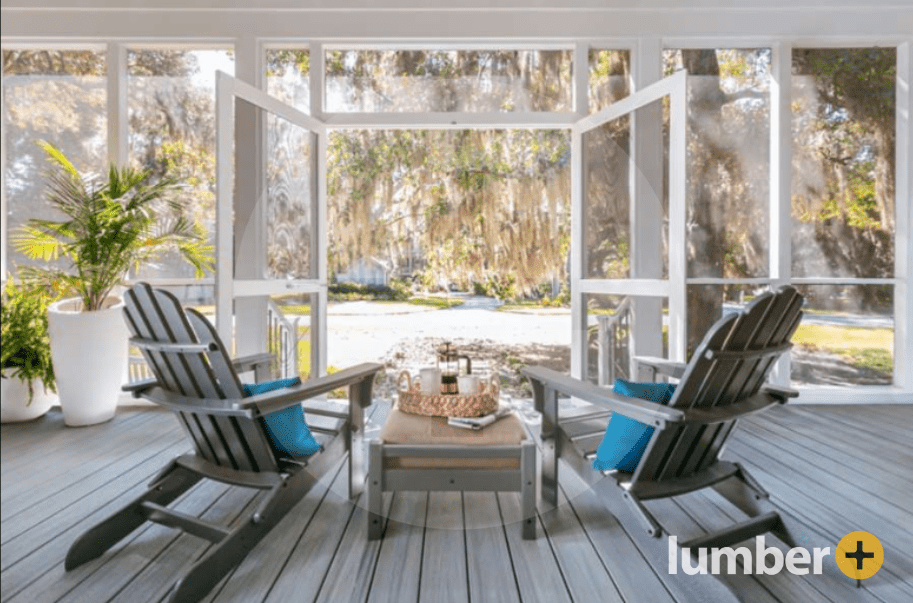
[64, 282, 383, 603]
[523, 286, 814, 588]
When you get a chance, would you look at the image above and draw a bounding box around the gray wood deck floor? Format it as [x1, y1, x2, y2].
[2, 402, 911, 603]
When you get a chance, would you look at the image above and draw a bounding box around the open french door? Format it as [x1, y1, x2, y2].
[570, 71, 688, 381]
[215, 72, 328, 377]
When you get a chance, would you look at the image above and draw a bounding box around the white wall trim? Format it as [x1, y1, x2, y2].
[106, 42, 128, 166]
[895, 41, 912, 390]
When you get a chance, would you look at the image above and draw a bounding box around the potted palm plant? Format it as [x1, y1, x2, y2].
[13, 141, 212, 426]
[1, 278, 56, 423]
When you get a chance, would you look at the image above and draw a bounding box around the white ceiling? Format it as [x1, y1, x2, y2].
[2, 0, 910, 40]
[1, 0, 910, 8]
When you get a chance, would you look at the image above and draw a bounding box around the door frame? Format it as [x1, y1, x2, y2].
[570, 70, 687, 380]
[216, 71, 328, 376]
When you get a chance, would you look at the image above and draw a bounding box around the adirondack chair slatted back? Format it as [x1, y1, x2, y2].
[632, 286, 803, 486]
[123, 283, 280, 473]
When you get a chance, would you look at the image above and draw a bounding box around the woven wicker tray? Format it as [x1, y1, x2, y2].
[396, 371, 500, 418]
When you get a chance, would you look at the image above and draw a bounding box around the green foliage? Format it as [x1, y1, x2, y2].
[328, 281, 408, 302]
[326, 126, 570, 297]
[1, 278, 56, 403]
[12, 141, 213, 311]
[471, 274, 518, 301]
[406, 297, 464, 309]
[266, 50, 310, 78]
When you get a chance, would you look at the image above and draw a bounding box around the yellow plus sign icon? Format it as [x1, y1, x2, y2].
[835, 531, 884, 580]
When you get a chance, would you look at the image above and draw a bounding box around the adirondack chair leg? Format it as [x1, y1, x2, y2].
[348, 375, 376, 500]
[367, 440, 384, 540]
[348, 386, 366, 501]
[712, 464, 842, 557]
[593, 479, 743, 603]
[168, 465, 316, 603]
[520, 440, 537, 540]
[535, 383, 559, 508]
[622, 490, 663, 538]
[711, 465, 798, 547]
[65, 463, 201, 570]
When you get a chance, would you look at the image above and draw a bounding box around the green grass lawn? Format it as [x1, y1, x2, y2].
[278, 304, 311, 315]
[403, 297, 465, 308]
[497, 300, 570, 312]
[791, 324, 893, 375]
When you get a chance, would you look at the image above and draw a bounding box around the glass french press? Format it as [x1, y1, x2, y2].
[436, 341, 472, 395]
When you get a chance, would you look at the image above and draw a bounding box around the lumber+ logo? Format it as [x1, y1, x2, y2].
[667, 531, 884, 579]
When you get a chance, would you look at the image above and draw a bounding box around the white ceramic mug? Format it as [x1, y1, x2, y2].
[419, 367, 442, 395]
[457, 374, 480, 395]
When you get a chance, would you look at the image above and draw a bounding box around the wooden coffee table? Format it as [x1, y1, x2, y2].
[367, 406, 537, 539]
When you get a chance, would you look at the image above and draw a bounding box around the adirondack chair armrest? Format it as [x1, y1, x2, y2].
[677, 391, 788, 425]
[633, 356, 687, 381]
[242, 362, 385, 417]
[123, 377, 159, 397]
[761, 384, 799, 402]
[231, 352, 274, 377]
[522, 366, 684, 428]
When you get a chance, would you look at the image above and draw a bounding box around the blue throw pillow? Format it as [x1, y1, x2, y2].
[243, 377, 321, 457]
[592, 379, 677, 472]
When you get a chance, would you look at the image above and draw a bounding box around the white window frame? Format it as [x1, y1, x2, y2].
[1, 37, 909, 401]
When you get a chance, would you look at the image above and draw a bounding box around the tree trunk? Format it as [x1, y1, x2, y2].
[681, 50, 727, 355]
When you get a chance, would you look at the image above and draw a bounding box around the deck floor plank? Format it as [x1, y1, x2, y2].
[786, 405, 913, 447]
[738, 419, 913, 510]
[690, 488, 907, 603]
[202, 461, 346, 603]
[742, 407, 913, 482]
[724, 439, 913, 600]
[557, 467, 678, 603]
[1, 436, 189, 569]
[2, 404, 911, 603]
[315, 491, 393, 603]
[4, 480, 229, 603]
[463, 491, 522, 603]
[538, 485, 627, 603]
[1, 411, 165, 515]
[0, 409, 150, 464]
[495, 492, 573, 603]
[366, 491, 429, 603]
[259, 460, 362, 603]
[418, 492, 469, 603]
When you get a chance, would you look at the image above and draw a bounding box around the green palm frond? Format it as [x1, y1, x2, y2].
[37, 139, 81, 181]
[13, 141, 214, 311]
[11, 225, 66, 261]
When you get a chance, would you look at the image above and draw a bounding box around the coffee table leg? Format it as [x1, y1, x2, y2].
[367, 440, 384, 540]
[521, 440, 537, 540]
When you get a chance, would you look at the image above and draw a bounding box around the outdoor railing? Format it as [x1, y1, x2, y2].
[127, 300, 300, 384]
[267, 299, 300, 379]
[596, 297, 633, 386]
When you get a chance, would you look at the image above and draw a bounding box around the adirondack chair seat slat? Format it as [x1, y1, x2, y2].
[573, 434, 605, 457]
[522, 286, 817, 599]
[626, 460, 742, 500]
[64, 283, 384, 603]
[559, 414, 614, 440]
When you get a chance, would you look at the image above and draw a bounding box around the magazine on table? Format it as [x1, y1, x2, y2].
[447, 402, 513, 430]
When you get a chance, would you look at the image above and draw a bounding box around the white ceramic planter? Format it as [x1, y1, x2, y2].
[0, 373, 55, 423]
[48, 296, 129, 426]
